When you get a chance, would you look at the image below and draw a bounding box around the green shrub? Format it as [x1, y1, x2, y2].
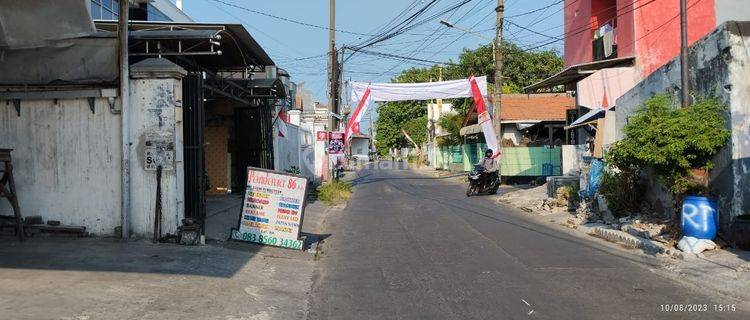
[317, 180, 352, 205]
[284, 166, 301, 175]
[606, 94, 729, 196]
[558, 184, 579, 202]
[599, 169, 642, 216]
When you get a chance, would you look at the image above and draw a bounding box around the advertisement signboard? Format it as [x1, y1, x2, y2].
[328, 131, 344, 154]
[231, 167, 308, 250]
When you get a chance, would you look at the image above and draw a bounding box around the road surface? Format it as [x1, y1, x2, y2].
[308, 162, 747, 319]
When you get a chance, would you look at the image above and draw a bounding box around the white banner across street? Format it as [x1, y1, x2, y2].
[350, 76, 488, 102]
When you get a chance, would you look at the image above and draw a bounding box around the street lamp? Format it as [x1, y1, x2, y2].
[439, 20, 494, 43]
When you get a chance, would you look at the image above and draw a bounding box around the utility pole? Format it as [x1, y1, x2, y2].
[119, 0, 131, 239]
[328, 0, 337, 130]
[679, 0, 689, 108]
[493, 0, 504, 148]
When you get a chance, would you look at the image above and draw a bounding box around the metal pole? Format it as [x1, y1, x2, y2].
[119, 0, 131, 239]
[328, 0, 336, 130]
[340, 46, 346, 115]
[494, 0, 504, 168]
[680, 0, 689, 108]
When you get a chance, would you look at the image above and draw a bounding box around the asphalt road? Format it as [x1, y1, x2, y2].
[308, 162, 748, 320]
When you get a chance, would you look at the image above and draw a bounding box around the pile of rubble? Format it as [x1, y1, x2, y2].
[615, 216, 672, 244]
[498, 184, 576, 215]
[498, 184, 725, 257]
[572, 198, 674, 244]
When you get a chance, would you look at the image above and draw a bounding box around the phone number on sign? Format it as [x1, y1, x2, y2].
[239, 232, 303, 250]
[660, 304, 736, 312]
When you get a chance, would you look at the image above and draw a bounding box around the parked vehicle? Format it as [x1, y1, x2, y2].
[466, 165, 499, 196]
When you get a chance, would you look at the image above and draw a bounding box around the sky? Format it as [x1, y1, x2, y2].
[183, 0, 565, 105]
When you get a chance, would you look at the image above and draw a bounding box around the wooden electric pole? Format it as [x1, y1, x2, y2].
[328, 0, 337, 130]
[493, 0, 504, 148]
[679, 0, 689, 108]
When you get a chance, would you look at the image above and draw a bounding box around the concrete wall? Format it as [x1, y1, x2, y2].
[0, 58, 188, 237]
[299, 113, 327, 182]
[615, 22, 750, 231]
[273, 123, 301, 173]
[724, 21, 750, 225]
[633, 0, 716, 77]
[501, 124, 521, 146]
[561, 145, 580, 176]
[128, 63, 186, 237]
[563, 0, 636, 67]
[0, 97, 122, 235]
[563, 0, 722, 78]
[351, 138, 370, 160]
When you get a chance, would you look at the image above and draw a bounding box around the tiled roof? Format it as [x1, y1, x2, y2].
[497, 93, 575, 121]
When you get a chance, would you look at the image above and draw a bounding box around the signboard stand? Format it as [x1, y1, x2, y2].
[230, 167, 308, 250]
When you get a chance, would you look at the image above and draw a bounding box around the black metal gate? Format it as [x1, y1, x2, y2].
[182, 74, 206, 231]
[232, 103, 274, 190]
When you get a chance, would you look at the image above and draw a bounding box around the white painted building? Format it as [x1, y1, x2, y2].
[296, 84, 330, 183]
[0, 59, 187, 236]
[0, 3, 283, 238]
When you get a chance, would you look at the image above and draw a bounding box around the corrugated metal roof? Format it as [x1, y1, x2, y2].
[94, 21, 275, 68]
[523, 56, 636, 92]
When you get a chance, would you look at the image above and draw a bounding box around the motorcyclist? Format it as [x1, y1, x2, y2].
[478, 149, 498, 189]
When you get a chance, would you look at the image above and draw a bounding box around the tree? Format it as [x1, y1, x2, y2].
[375, 102, 426, 156]
[441, 41, 563, 93]
[436, 113, 463, 147]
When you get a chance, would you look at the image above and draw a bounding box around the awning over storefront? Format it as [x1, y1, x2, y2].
[460, 120, 543, 136]
[523, 56, 636, 92]
[94, 21, 275, 71]
[565, 107, 613, 130]
[460, 124, 482, 136]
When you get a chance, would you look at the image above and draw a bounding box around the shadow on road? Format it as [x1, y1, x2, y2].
[0, 236, 262, 278]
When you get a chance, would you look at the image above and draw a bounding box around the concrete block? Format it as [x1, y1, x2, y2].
[592, 227, 666, 254]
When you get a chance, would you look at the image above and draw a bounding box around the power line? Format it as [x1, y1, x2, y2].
[352, 48, 461, 66]
[208, 0, 372, 36]
[276, 53, 329, 62]
[372, 0, 484, 77]
[505, 19, 561, 41]
[504, 0, 563, 19]
[349, 0, 442, 50]
[350, 0, 474, 51]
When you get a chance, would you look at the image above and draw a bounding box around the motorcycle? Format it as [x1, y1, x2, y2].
[466, 165, 499, 197]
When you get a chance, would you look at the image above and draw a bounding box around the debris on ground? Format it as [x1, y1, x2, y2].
[677, 236, 717, 254]
[621, 219, 668, 240]
[499, 184, 577, 216]
[567, 200, 599, 226]
[497, 182, 699, 255]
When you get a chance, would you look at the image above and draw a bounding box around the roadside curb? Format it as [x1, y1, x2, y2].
[587, 226, 687, 259]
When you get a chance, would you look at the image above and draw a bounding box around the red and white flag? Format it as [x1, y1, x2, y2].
[345, 86, 372, 143]
[469, 76, 500, 159]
